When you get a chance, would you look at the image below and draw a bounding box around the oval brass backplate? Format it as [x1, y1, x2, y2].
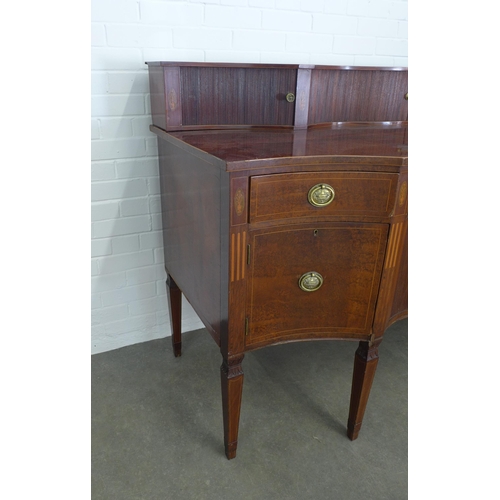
[298, 272, 324, 292]
[308, 183, 335, 207]
[286, 92, 295, 103]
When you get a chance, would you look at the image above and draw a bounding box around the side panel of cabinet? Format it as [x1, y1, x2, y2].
[180, 67, 297, 127]
[308, 69, 408, 124]
[157, 137, 228, 343]
[246, 222, 389, 347]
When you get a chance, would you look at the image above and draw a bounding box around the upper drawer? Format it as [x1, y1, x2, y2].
[249, 172, 398, 223]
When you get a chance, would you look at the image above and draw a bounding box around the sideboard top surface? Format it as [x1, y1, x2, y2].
[153, 122, 408, 170]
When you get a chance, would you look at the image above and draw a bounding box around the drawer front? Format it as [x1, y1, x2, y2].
[249, 172, 398, 223]
[246, 223, 389, 347]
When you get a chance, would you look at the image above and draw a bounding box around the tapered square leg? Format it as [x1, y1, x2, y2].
[166, 274, 182, 357]
[347, 340, 381, 440]
[220, 354, 244, 460]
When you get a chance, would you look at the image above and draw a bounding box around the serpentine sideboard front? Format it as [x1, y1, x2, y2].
[146, 62, 408, 459]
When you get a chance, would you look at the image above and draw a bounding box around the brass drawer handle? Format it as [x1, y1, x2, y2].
[298, 272, 324, 292]
[286, 92, 295, 102]
[308, 183, 335, 207]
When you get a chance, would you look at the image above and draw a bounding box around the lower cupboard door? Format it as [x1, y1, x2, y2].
[245, 222, 389, 347]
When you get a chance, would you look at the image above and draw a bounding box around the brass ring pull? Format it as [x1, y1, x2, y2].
[298, 272, 324, 292]
[286, 92, 295, 102]
[308, 183, 335, 207]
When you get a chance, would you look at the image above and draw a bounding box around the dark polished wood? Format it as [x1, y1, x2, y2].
[166, 124, 408, 170]
[147, 62, 407, 132]
[166, 274, 182, 357]
[249, 172, 399, 223]
[157, 136, 227, 346]
[220, 354, 245, 459]
[246, 223, 388, 348]
[391, 233, 408, 319]
[308, 69, 408, 123]
[147, 62, 408, 459]
[347, 339, 382, 440]
[180, 67, 296, 128]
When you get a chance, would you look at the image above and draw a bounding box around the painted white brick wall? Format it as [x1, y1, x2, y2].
[91, 0, 408, 354]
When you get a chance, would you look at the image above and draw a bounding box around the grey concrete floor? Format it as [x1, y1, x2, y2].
[92, 319, 407, 500]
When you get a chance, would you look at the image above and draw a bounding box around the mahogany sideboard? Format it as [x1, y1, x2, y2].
[146, 62, 408, 459]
